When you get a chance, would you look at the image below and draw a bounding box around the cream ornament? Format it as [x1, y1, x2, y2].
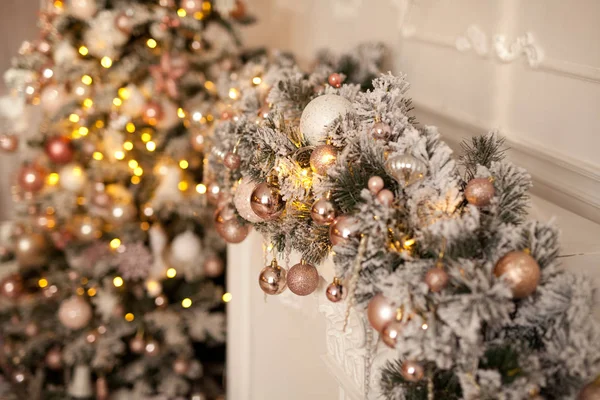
[59, 163, 87, 192]
[68, 0, 98, 19]
[299, 94, 353, 145]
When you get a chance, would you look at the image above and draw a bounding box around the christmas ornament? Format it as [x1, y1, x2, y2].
[96, 376, 109, 400]
[170, 231, 202, 269]
[12, 370, 26, 384]
[116, 242, 153, 280]
[84, 11, 129, 59]
[494, 251, 541, 299]
[145, 279, 163, 297]
[310, 144, 337, 175]
[329, 215, 358, 246]
[206, 182, 221, 205]
[328, 73, 344, 88]
[71, 80, 93, 101]
[129, 336, 146, 354]
[299, 94, 353, 145]
[381, 320, 403, 348]
[230, 0, 247, 19]
[0, 134, 19, 152]
[173, 358, 190, 375]
[368, 176, 384, 194]
[215, 215, 250, 244]
[190, 131, 205, 152]
[367, 294, 395, 332]
[142, 101, 164, 125]
[233, 177, 262, 223]
[386, 154, 427, 187]
[115, 12, 133, 34]
[86, 330, 98, 344]
[36, 39, 52, 55]
[180, 0, 203, 14]
[40, 84, 67, 115]
[258, 259, 287, 295]
[68, 0, 98, 19]
[425, 266, 449, 293]
[45, 136, 74, 164]
[203, 255, 224, 278]
[0, 274, 24, 300]
[59, 163, 87, 192]
[25, 322, 39, 337]
[15, 232, 49, 269]
[325, 278, 346, 303]
[149, 52, 189, 99]
[401, 360, 424, 382]
[465, 177, 495, 207]
[18, 164, 46, 193]
[224, 152, 241, 170]
[376, 189, 394, 206]
[68, 365, 94, 398]
[45, 348, 62, 370]
[58, 296, 93, 330]
[287, 261, 319, 296]
[250, 182, 285, 221]
[145, 339, 160, 356]
[370, 122, 391, 140]
[53, 40, 78, 65]
[311, 198, 336, 226]
[579, 379, 600, 400]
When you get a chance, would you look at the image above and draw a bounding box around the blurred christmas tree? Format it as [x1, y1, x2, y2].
[0, 0, 251, 398]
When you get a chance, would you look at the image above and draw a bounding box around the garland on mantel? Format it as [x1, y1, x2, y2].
[206, 52, 600, 398]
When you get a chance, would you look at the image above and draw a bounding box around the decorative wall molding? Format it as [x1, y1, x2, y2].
[413, 100, 600, 224]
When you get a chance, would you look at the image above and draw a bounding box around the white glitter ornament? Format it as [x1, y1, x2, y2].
[59, 163, 87, 192]
[68, 0, 98, 20]
[83, 11, 129, 59]
[233, 176, 263, 223]
[299, 94, 353, 145]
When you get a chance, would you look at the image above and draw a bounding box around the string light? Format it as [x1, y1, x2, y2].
[93, 152, 104, 161]
[38, 278, 48, 288]
[204, 81, 215, 91]
[131, 176, 141, 184]
[228, 88, 240, 100]
[146, 141, 156, 152]
[118, 87, 130, 99]
[113, 98, 123, 107]
[181, 298, 192, 308]
[146, 38, 157, 49]
[114, 151, 125, 160]
[166, 268, 177, 278]
[110, 238, 122, 250]
[123, 141, 134, 151]
[113, 276, 124, 288]
[87, 288, 97, 297]
[78, 46, 89, 56]
[177, 8, 187, 17]
[222, 293, 233, 303]
[133, 167, 144, 176]
[81, 75, 93, 85]
[178, 181, 188, 191]
[252, 76, 262, 85]
[126, 122, 136, 133]
[196, 183, 207, 194]
[69, 113, 80, 123]
[125, 313, 135, 322]
[47, 173, 60, 186]
[141, 222, 150, 231]
[83, 98, 94, 108]
[78, 127, 89, 136]
[101, 56, 113, 68]
[128, 160, 138, 169]
[179, 160, 189, 169]
[141, 132, 152, 142]
[192, 111, 203, 122]
[95, 120, 105, 128]
[76, 287, 85, 295]
[177, 108, 186, 118]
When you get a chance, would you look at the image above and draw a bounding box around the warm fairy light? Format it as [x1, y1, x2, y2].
[79, 127, 89, 136]
[77, 196, 86, 206]
[114, 150, 125, 160]
[76, 287, 85, 295]
[178, 181, 188, 191]
[42, 67, 54, 80]
[93, 152, 104, 161]
[53, 0, 64, 8]
[133, 167, 144, 176]
[228, 88, 240, 100]
[113, 98, 123, 107]
[110, 238, 122, 250]
[141, 222, 150, 231]
[82, 98, 94, 109]
[146, 38, 157, 49]
[123, 141, 134, 151]
[193, 11, 204, 19]
[87, 288, 97, 297]
[166, 268, 177, 278]
[78, 46, 89, 56]
[222, 293, 233, 303]
[113, 276, 124, 288]
[204, 81, 215, 91]
[82, 75, 93, 85]
[47, 173, 60, 186]
[128, 160, 138, 169]
[125, 313, 135, 322]
[146, 141, 156, 152]
[177, 8, 187, 17]
[196, 183, 207, 194]
[181, 298, 192, 308]
[38, 278, 48, 288]
[69, 113, 80, 123]
[131, 176, 141, 184]
[192, 111, 203, 122]
[252, 76, 262, 85]
[101, 56, 113, 68]
[95, 120, 105, 129]
[141, 132, 152, 142]
[177, 108, 186, 118]
[206, 114, 214, 122]
[202, 0, 211, 11]
[404, 238, 416, 248]
[126, 122, 136, 133]
[422, 323, 429, 330]
[179, 160, 189, 169]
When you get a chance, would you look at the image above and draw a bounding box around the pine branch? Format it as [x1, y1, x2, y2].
[459, 134, 507, 181]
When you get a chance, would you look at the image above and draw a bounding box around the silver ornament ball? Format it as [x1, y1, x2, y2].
[385, 154, 427, 187]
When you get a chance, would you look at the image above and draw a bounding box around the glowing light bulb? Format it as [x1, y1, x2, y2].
[110, 238, 121, 249]
[222, 293, 233, 303]
[147, 39, 157, 49]
[101, 57, 113, 68]
[181, 298, 192, 308]
[166, 268, 177, 278]
[81, 75, 93, 85]
[78, 46, 89, 56]
[113, 276, 124, 287]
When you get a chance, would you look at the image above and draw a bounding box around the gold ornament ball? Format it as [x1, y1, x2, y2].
[465, 178, 496, 207]
[325, 279, 346, 303]
[494, 251, 541, 299]
[425, 267, 449, 293]
[385, 154, 427, 187]
[579, 380, 600, 400]
[329, 215, 358, 247]
[258, 260, 287, 295]
[311, 198, 336, 226]
[367, 294, 396, 332]
[310, 144, 338, 176]
[129, 336, 146, 354]
[401, 360, 424, 382]
[381, 320, 404, 348]
[287, 261, 319, 296]
[250, 182, 285, 221]
[15, 232, 49, 269]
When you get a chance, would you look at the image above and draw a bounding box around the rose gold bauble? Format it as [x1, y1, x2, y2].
[230, 0, 247, 19]
[142, 101, 164, 125]
[180, 0, 202, 13]
[203, 255, 224, 278]
[15, 232, 49, 269]
[206, 182, 221, 205]
[370, 122, 391, 140]
[494, 251, 541, 299]
[311, 198, 336, 226]
[25, 322, 39, 337]
[0, 134, 19, 152]
[58, 296, 92, 330]
[250, 182, 285, 221]
[224, 152, 241, 170]
[401, 360, 424, 382]
[329, 215, 358, 246]
[217, 219, 250, 244]
[37, 39, 52, 55]
[258, 260, 287, 295]
[115, 12, 133, 34]
[145, 339, 160, 356]
[287, 261, 319, 296]
[579, 380, 600, 400]
[129, 336, 145, 354]
[376, 189, 394, 206]
[368, 176, 384, 194]
[367, 294, 395, 332]
[233, 177, 262, 223]
[381, 320, 404, 348]
[328, 73, 343, 88]
[190, 131, 205, 152]
[310, 144, 337, 176]
[45, 348, 62, 370]
[45, 136, 74, 164]
[325, 279, 346, 303]
[464, 178, 495, 207]
[18, 164, 46, 193]
[0, 274, 23, 300]
[173, 358, 190, 375]
[425, 267, 449, 293]
[258, 104, 270, 119]
[86, 330, 98, 344]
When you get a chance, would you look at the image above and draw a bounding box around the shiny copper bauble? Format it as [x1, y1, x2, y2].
[142, 101, 164, 125]
[328, 73, 343, 88]
[425, 267, 449, 293]
[367, 294, 395, 332]
[203, 255, 224, 278]
[579, 380, 600, 400]
[381, 320, 404, 348]
[309, 144, 337, 176]
[311, 198, 336, 226]
[0, 134, 19, 152]
[129, 336, 146, 354]
[494, 251, 541, 299]
[57, 296, 93, 330]
[370, 122, 391, 140]
[329, 215, 358, 246]
[250, 182, 285, 221]
[18, 164, 46, 193]
[15, 232, 49, 269]
[258, 260, 287, 295]
[224, 152, 241, 170]
[325, 279, 346, 303]
[401, 360, 424, 382]
[0, 274, 24, 300]
[45, 348, 63, 370]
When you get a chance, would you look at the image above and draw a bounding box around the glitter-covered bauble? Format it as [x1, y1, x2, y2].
[72, 215, 102, 242]
[258, 260, 287, 295]
[233, 177, 262, 223]
[287, 261, 319, 296]
[368, 176, 384, 194]
[71, 80, 93, 101]
[216, 218, 250, 244]
[190, 131, 205, 152]
[425, 267, 449, 293]
[250, 182, 285, 221]
[465, 178, 496, 207]
[115, 12, 133, 34]
[203, 255, 224, 278]
[381, 320, 403, 348]
[58, 296, 93, 330]
[173, 358, 190, 375]
[310, 144, 337, 176]
[18, 164, 46, 193]
[325, 278, 346, 303]
[299, 94, 353, 145]
[224, 152, 241, 170]
[328, 73, 343, 88]
[45, 136, 74, 164]
[180, 0, 203, 14]
[376, 189, 394, 206]
[385, 154, 427, 188]
[401, 360, 424, 382]
[494, 251, 541, 299]
[59, 163, 87, 192]
[0, 274, 24, 300]
[15, 232, 49, 269]
[329, 215, 358, 246]
[45, 348, 62, 370]
[69, 0, 98, 19]
[367, 294, 395, 332]
[129, 336, 145, 354]
[370, 122, 391, 140]
[145, 339, 160, 356]
[0, 134, 19, 152]
[311, 198, 336, 226]
[579, 380, 600, 400]
[142, 101, 164, 125]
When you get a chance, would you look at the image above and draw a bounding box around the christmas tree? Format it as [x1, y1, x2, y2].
[0, 0, 252, 398]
